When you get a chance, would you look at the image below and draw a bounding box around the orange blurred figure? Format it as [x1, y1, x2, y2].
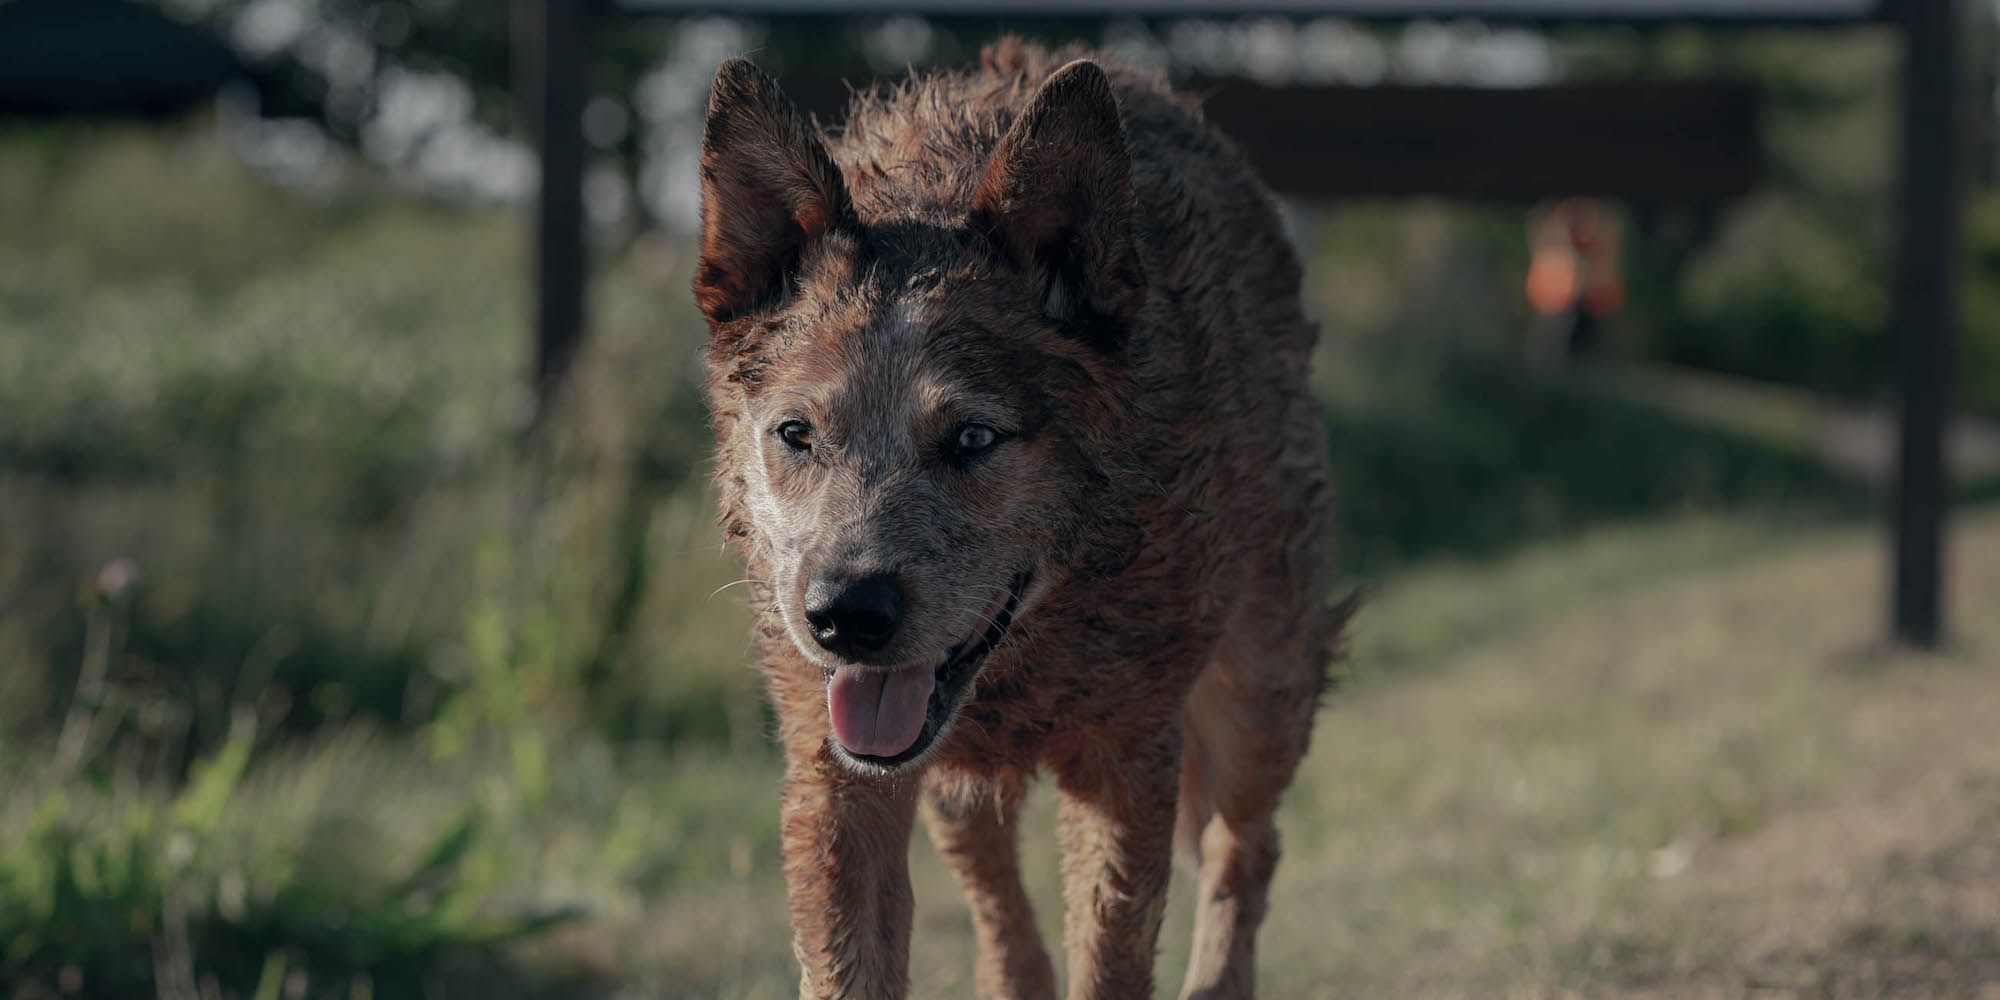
[1527, 198, 1624, 363]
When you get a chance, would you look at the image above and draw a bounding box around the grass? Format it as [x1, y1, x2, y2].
[636, 511, 2000, 997]
[6, 122, 1990, 996]
[0, 731, 582, 999]
[1250, 514, 2000, 996]
[14, 509, 1998, 996]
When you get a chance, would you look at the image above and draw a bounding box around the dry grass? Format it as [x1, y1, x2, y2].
[644, 511, 2000, 998]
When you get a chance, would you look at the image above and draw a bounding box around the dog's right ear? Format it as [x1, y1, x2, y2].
[695, 59, 851, 327]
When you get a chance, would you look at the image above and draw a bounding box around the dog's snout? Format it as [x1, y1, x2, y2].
[804, 572, 904, 657]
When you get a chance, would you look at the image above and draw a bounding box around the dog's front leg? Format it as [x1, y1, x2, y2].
[780, 747, 920, 1000]
[1053, 724, 1182, 999]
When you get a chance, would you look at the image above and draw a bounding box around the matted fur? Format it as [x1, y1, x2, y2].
[696, 38, 1349, 1000]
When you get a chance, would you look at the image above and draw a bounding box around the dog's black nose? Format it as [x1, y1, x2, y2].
[805, 572, 904, 657]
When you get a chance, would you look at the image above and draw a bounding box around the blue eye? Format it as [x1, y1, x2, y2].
[777, 420, 813, 451]
[959, 425, 997, 452]
[949, 424, 1004, 462]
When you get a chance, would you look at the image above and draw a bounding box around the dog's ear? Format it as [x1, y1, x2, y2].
[972, 59, 1146, 350]
[695, 58, 851, 327]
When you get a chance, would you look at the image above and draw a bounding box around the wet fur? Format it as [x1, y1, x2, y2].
[697, 39, 1348, 999]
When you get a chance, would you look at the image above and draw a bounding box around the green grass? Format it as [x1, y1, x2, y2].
[0, 731, 582, 999]
[6, 122, 1972, 996]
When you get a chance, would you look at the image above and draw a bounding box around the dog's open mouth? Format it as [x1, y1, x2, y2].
[826, 571, 1029, 768]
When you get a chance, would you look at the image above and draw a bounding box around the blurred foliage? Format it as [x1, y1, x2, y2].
[0, 121, 755, 993]
[1562, 28, 2000, 417]
[1622, 31, 1899, 404]
[1322, 364, 1865, 573]
[0, 121, 756, 762]
[1966, 196, 2000, 414]
[1295, 200, 1869, 575]
[160, 0, 517, 137]
[157, 0, 1136, 129]
[0, 733, 578, 999]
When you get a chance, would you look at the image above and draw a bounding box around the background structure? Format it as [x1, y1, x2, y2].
[531, 0, 1957, 645]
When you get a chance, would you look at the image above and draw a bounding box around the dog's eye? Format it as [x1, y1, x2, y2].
[948, 423, 1004, 463]
[777, 420, 813, 451]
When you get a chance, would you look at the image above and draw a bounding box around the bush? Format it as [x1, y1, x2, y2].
[0, 732, 579, 999]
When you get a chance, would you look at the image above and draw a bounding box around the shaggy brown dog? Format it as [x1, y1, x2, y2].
[696, 39, 1347, 1000]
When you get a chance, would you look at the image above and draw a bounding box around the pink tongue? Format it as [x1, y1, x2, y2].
[827, 665, 935, 758]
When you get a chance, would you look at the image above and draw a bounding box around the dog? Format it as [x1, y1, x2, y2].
[696, 38, 1346, 1000]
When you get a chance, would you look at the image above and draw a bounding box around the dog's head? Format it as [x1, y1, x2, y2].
[695, 57, 1145, 772]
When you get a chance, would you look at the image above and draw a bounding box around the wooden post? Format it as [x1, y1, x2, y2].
[1890, 0, 1961, 647]
[529, 0, 593, 416]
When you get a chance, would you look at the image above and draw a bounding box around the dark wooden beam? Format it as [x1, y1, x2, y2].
[776, 77, 1762, 202]
[1201, 80, 1760, 201]
[1889, 0, 1960, 647]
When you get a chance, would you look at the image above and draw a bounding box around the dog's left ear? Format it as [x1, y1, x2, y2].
[972, 59, 1146, 350]
[696, 58, 852, 328]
